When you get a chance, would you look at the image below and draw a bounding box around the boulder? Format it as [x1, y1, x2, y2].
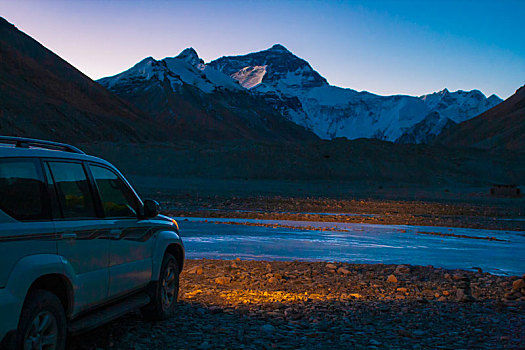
[337, 267, 351, 275]
[512, 279, 525, 290]
[387, 275, 398, 283]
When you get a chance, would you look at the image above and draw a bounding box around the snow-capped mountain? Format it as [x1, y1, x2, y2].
[208, 44, 502, 143]
[99, 48, 243, 94]
[97, 48, 316, 142]
[98, 45, 502, 143]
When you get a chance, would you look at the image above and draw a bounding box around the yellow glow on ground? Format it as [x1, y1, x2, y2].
[184, 288, 362, 304]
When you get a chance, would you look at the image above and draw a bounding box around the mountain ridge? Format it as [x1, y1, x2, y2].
[99, 44, 502, 144]
[208, 45, 502, 143]
[98, 47, 316, 142]
[436, 85, 525, 151]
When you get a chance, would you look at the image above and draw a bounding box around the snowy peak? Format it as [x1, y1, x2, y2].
[98, 48, 242, 94]
[488, 94, 502, 105]
[97, 56, 166, 89]
[268, 43, 291, 53]
[175, 47, 204, 67]
[208, 44, 328, 91]
[419, 89, 502, 124]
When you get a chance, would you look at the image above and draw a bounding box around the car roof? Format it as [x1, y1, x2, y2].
[0, 145, 113, 167]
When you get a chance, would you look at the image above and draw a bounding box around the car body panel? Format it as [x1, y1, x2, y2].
[54, 220, 111, 313]
[108, 219, 155, 297]
[0, 254, 70, 339]
[0, 221, 56, 288]
[152, 228, 184, 281]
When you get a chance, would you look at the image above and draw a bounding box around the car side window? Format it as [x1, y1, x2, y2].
[48, 161, 97, 219]
[89, 164, 138, 218]
[0, 159, 49, 221]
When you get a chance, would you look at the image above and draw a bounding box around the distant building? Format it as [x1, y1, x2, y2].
[490, 184, 521, 198]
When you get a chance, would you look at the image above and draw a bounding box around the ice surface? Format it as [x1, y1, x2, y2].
[177, 217, 525, 276]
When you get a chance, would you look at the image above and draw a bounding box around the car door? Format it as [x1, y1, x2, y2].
[46, 160, 111, 312]
[0, 158, 56, 289]
[87, 163, 153, 298]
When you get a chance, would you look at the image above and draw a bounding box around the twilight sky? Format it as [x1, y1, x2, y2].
[1, 0, 523, 98]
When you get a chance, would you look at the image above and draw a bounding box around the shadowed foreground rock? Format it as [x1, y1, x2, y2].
[70, 259, 524, 349]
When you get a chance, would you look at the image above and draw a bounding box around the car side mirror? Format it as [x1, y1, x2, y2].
[143, 199, 160, 218]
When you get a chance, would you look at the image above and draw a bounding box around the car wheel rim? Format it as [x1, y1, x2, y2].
[161, 264, 177, 310]
[24, 310, 58, 350]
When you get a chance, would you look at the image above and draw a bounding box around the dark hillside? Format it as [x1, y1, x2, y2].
[0, 17, 164, 143]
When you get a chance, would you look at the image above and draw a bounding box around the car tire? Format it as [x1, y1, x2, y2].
[15, 289, 67, 350]
[142, 253, 180, 321]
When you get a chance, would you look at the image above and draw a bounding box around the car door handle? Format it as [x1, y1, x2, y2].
[109, 229, 122, 239]
[60, 233, 77, 240]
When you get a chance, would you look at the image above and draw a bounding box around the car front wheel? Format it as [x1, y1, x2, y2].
[142, 253, 179, 320]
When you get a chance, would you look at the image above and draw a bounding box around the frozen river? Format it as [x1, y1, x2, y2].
[176, 217, 525, 276]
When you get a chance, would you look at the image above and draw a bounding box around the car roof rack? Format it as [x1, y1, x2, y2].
[0, 136, 85, 154]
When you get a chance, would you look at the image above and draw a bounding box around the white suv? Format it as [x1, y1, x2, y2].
[0, 137, 184, 350]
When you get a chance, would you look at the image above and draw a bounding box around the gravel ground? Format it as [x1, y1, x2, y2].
[69, 259, 525, 349]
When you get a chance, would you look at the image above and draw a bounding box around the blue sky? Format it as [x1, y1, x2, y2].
[1, 0, 523, 98]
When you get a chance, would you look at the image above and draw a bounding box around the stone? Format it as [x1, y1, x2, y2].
[199, 341, 211, 349]
[261, 324, 275, 333]
[268, 277, 278, 283]
[456, 288, 474, 302]
[337, 267, 351, 275]
[413, 330, 425, 337]
[396, 287, 407, 293]
[326, 263, 337, 269]
[442, 290, 450, 296]
[215, 277, 232, 285]
[512, 279, 525, 290]
[387, 274, 398, 283]
[187, 265, 203, 274]
[395, 265, 410, 274]
[397, 329, 412, 338]
[456, 289, 465, 300]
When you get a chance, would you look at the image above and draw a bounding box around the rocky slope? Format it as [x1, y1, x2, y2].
[0, 17, 164, 144]
[98, 48, 316, 142]
[436, 85, 525, 151]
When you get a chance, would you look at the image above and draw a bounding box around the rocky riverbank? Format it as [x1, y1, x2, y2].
[70, 259, 525, 349]
[163, 196, 525, 231]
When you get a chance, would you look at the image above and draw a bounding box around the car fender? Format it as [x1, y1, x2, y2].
[3, 254, 71, 328]
[151, 230, 184, 281]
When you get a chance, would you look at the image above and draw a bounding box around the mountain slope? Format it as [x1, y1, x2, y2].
[98, 48, 317, 142]
[436, 86, 525, 151]
[0, 17, 163, 143]
[208, 45, 502, 143]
